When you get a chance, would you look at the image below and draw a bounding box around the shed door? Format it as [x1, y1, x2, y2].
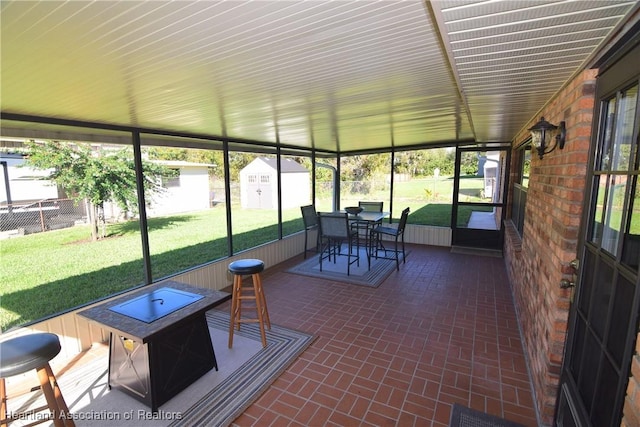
[247, 174, 273, 209]
[556, 40, 640, 427]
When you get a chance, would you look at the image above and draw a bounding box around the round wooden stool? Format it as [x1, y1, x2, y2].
[0, 333, 74, 427]
[228, 259, 271, 348]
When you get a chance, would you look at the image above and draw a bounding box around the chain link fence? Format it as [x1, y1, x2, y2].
[0, 198, 87, 236]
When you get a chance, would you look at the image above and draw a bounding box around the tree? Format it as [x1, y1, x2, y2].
[340, 153, 390, 193]
[24, 140, 170, 241]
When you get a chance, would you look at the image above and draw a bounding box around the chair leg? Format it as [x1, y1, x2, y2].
[356, 237, 360, 267]
[366, 225, 372, 269]
[304, 230, 308, 259]
[347, 239, 351, 276]
[394, 236, 400, 270]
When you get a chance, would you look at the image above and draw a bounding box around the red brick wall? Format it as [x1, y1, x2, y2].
[503, 69, 596, 425]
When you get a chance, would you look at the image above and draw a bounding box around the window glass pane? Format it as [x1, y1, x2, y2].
[590, 175, 606, 245]
[229, 148, 278, 253]
[595, 86, 636, 169]
[578, 250, 597, 316]
[601, 174, 628, 256]
[392, 148, 455, 226]
[456, 204, 496, 229]
[340, 153, 391, 215]
[622, 177, 640, 271]
[521, 148, 531, 188]
[578, 332, 601, 414]
[457, 150, 502, 230]
[512, 186, 526, 235]
[592, 356, 619, 427]
[281, 154, 313, 237]
[141, 139, 227, 280]
[597, 98, 617, 171]
[590, 261, 613, 340]
[512, 147, 530, 236]
[610, 85, 638, 172]
[1, 134, 144, 330]
[607, 275, 633, 366]
[569, 317, 586, 380]
[315, 156, 336, 212]
[458, 151, 503, 204]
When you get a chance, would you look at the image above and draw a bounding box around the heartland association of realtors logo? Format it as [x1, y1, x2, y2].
[9, 409, 183, 421]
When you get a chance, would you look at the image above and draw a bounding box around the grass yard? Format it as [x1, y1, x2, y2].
[0, 206, 304, 331]
[1, 178, 490, 331]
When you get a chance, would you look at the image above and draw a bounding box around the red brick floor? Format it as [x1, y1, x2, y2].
[228, 244, 538, 427]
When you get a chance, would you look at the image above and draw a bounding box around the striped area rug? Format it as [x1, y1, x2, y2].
[286, 247, 402, 287]
[7, 310, 314, 427]
[173, 311, 315, 426]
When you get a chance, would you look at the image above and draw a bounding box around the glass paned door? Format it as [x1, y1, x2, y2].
[451, 146, 510, 250]
[556, 76, 640, 425]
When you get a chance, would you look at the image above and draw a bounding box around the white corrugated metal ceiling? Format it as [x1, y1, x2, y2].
[1, 1, 637, 153]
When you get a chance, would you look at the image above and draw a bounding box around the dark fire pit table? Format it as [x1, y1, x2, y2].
[78, 281, 230, 411]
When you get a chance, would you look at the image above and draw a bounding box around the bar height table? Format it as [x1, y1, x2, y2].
[78, 281, 230, 412]
[346, 211, 390, 268]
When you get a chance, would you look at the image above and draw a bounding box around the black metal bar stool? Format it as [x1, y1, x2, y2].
[0, 333, 75, 427]
[228, 259, 271, 348]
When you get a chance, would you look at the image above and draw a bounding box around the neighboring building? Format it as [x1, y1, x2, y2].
[1, 157, 214, 232]
[239, 157, 310, 209]
[0, 153, 59, 205]
[483, 151, 500, 201]
[144, 160, 215, 217]
[0, 154, 71, 234]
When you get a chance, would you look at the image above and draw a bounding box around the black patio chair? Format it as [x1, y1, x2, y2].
[351, 201, 383, 235]
[318, 212, 360, 275]
[300, 205, 319, 259]
[372, 207, 410, 271]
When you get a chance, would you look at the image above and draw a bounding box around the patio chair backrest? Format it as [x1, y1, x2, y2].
[397, 207, 410, 233]
[318, 212, 350, 239]
[359, 201, 383, 212]
[301, 205, 318, 228]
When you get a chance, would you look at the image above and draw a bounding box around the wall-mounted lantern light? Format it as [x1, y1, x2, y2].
[528, 116, 566, 159]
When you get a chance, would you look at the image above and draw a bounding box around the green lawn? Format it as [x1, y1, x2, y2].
[1, 181, 488, 331]
[0, 206, 305, 331]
